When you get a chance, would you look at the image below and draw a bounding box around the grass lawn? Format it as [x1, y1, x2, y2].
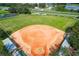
[0, 10, 9, 14]
[0, 14, 76, 55]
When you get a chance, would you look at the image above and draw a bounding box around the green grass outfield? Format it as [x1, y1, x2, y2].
[0, 14, 76, 55]
[0, 14, 76, 32]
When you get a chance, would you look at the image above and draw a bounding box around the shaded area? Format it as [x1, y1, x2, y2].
[0, 28, 11, 39]
[0, 46, 11, 56]
[65, 20, 79, 49]
[0, 28, 12, 56]
[63, 20, 79, 56]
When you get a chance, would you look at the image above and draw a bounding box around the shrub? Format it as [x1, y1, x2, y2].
[8, 8, 17, 13]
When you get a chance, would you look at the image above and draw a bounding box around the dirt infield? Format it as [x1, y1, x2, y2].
[11, 25, 65, 56]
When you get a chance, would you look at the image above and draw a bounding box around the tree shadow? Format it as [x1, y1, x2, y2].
[0, 28, 12, 40]
[0, 46, 12, 56]
[0, 28, 12, 56]
[65, 20, 79, 56]
[65, 20, 79, 34]
[0, 40, 12, 56]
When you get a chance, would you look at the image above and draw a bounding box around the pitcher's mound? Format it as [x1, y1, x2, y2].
[11, 25, 65, 56]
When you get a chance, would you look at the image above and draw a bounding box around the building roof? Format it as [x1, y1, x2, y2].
[2, 38, 17, 53]
[65, 6, 79, 10]
[11, 25, 65, 56]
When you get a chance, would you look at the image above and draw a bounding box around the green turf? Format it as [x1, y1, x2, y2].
[0, 14, 76, 32]
[0, 10, 9, 14]
[0, 14, 76, 55]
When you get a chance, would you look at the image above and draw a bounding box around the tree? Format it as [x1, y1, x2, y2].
[67, 20, 79, 50]
[59, 47, 71, 56]
[65, 20, 79, 55]
[8, 3, 31, 14]
[39, 3, 46, 8]
[8, 8, 17, 13]
[55, 3, 67, 12]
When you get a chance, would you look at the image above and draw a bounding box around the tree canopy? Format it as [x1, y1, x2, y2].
[67, 20, 79, 50]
